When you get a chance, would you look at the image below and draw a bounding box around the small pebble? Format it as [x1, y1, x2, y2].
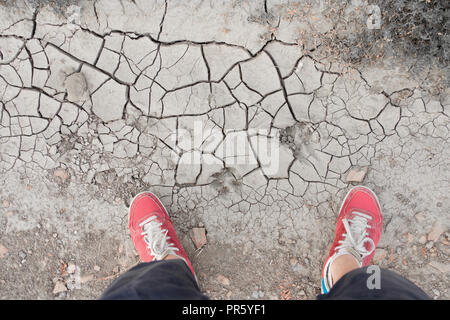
[292, 264, 302, 272]
[0, 244, 8, 259]
[18, 251, 27, 260]
[67, 263, 76, 274]
[418, 235, 427, 244]
[346, 167, 368, 183]
[217, 274, 230, 286]
[53, 281, 67, 295]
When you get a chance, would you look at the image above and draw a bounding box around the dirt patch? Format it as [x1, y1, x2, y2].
[292, 0, 448, 95]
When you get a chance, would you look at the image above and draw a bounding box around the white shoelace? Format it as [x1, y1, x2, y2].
[139, 216, 179, 260]
[324, 211, 377, 292]
[335, 211, 375, 258]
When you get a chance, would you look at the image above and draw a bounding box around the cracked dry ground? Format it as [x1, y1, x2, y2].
[0, 0, 449, 300]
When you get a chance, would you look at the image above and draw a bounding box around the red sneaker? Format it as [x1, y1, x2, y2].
[321, 186, 383, 293]
[129, 192, 196, 279]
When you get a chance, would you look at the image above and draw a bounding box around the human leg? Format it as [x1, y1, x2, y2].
[100, 192, 208, 300]
[319, 186, 430, 299]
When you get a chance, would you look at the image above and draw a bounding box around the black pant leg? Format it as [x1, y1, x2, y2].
[317, 266, 431, 300]
[100, 259, 209, 300]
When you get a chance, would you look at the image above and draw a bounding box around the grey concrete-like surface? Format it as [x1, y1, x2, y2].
[0, 0, 449, 299]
